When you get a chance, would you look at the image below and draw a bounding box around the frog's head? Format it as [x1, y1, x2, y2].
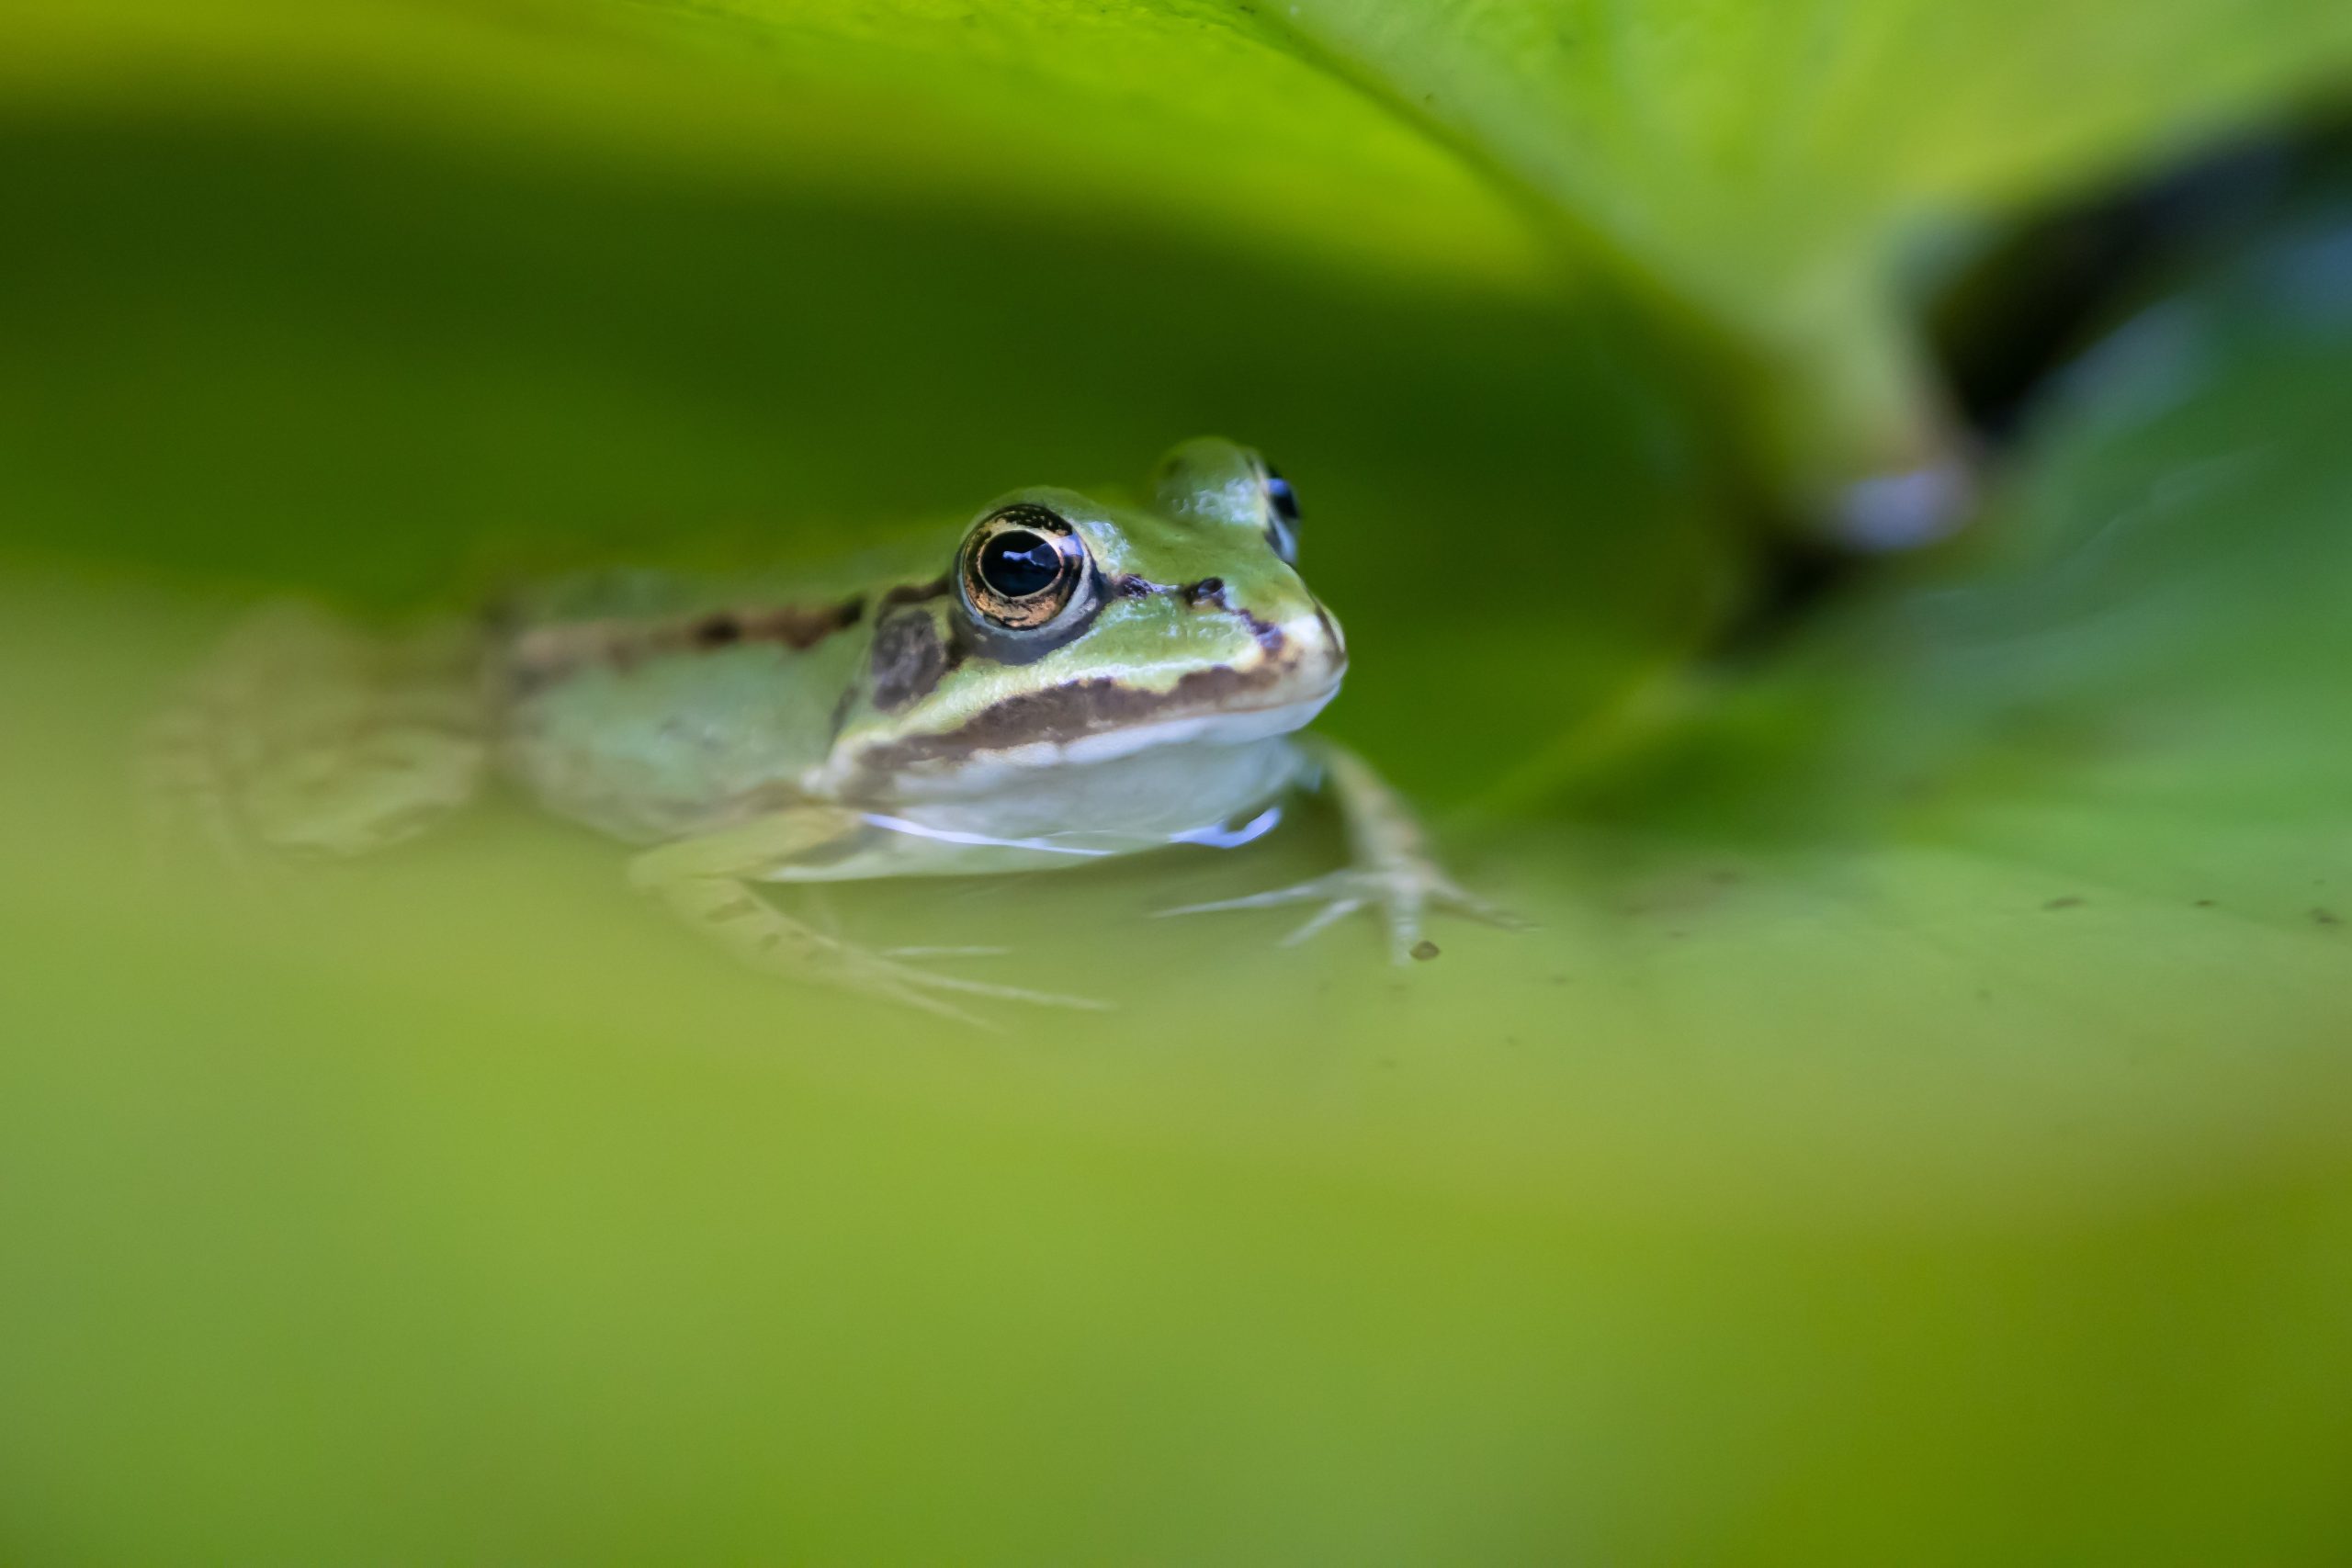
[831, 437, 1346, 794]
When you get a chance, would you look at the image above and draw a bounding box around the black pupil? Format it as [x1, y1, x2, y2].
[978, 529, 1063, 598]
[1264, 468, 1299, 523]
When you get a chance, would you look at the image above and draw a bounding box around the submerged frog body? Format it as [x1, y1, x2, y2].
[153, 439, 1505, 1020]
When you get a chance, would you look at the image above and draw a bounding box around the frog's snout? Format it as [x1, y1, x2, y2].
[1163, 574, 1345, 711]
[1260, 592, 1347, 700]
[1298, 597, 1346, 679]
[1317, 598, 1347, 667]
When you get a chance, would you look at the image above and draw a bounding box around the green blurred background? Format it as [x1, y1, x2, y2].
[5, 3, 2352, 1562]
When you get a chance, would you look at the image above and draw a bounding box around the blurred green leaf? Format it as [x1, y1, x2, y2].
[17, 0, 2350, 501]
[4, 3, 2352, 1562]
[6, 162, 2352, 1568]
[1287, 0, 2352, 496]
[3, 0, 1556, 290]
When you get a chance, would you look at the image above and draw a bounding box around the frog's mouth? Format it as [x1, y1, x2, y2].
[860, 664, 1339, 784]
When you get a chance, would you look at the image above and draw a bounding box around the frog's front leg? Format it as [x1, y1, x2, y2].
[626, 809, 1109, 1026]
[1162, 738, 1518, 963]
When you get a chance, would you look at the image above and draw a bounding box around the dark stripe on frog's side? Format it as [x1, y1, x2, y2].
[504, 593, 867, 694]
[685, 599, 865, 651]
[854, 660, 1291, 782]
[877, 574, 950, 609]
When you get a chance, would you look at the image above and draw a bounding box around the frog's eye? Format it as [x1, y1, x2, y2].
[1260, 461, 1301, 567]
[1153, 437, 1303, 565]
[960, 502, 1091, 632]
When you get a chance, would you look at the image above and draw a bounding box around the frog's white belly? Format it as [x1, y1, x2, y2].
[770, 735, 1310, 882]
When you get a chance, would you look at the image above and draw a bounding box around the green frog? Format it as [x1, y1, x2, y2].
[153, 439, 1506, 1021]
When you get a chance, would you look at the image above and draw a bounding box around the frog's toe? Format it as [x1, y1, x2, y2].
[1157, 870, 1354, 919]
[1282, 895, 1366, 947]
[1161, 874, 1391, 949]
[912, 971, 1113, 1012]
[854, 950, 1111, 1015]
[1430, 880, 1532, 933]
[1377, 873, 1532, 960]
[1166, 865, 1521, 963]
[863, 977, 1002, 1032]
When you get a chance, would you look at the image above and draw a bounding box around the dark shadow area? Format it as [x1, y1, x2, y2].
[1932, 114, 2352, 440]
[1711, 110, 2352, 665]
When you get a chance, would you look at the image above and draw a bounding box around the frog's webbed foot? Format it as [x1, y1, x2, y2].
[822, 937, 1111, 1030]
[629, 815, 1109, 1028]
[1161, 863, 1521, 964]
[695, 894, 1106, 1030]
[1161, 737, 1521, 964]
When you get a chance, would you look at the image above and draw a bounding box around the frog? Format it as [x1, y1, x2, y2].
[149, 439, 1508, 1022]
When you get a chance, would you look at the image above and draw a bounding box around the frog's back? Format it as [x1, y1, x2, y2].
[489, 558, 926, 842]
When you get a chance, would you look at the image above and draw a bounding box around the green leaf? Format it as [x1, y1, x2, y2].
[1287, 0, 2352, 499]
[5, 2, 2352, 1562]
[4, 0, 1557, 291]
[21, 0, 2348, 500]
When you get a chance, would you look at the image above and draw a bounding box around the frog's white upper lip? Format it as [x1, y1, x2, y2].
[831, 660, 1340, 797]
[877, 686, 1340, 795]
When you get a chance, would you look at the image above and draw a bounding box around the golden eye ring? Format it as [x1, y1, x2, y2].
[959, 503, 1091, 631]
